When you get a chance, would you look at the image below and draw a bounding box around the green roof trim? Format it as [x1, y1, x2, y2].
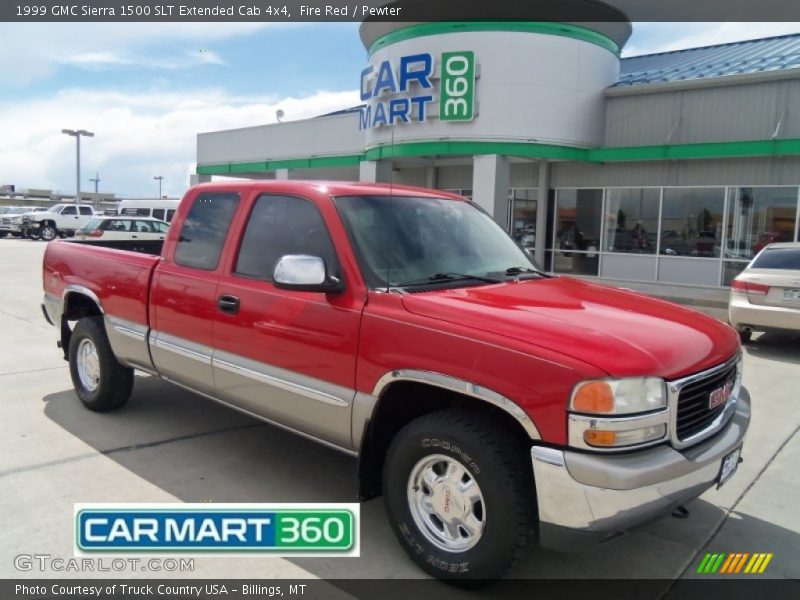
[367, 21, 620, 57]
[196, 138, 800, 175]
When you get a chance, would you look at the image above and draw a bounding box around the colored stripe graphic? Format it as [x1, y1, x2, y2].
[698, 552, 774, 574]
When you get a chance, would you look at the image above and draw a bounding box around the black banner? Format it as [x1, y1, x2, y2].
[5, 0, 800, 23]
[4, 579, 800, 600]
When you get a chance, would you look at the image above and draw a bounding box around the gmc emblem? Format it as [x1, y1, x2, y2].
[709, 380, 734, 410]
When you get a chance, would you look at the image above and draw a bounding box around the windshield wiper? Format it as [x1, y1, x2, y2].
[503, 266, 550, 278]
[396, 272, 503, 287]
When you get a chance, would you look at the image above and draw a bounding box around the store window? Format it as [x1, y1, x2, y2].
[509, 189, 537, 249]
[725, 187, 798, 260]
[603, 188, 660, 254]
[660, 188, 725, 257]
[551, 189, 602, 276]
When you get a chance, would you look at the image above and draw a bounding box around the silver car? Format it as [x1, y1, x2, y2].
[728, 242, 800, 343]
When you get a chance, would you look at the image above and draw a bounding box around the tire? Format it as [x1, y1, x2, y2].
[68, 317, 134, 411]
[40, 223, 57, 241]
[383, 409, 537, 583]
[739, 329, 752, 344]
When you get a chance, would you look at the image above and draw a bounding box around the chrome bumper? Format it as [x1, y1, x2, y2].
[532, 387, 750, 551]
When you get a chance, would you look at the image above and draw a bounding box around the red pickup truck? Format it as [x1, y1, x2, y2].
[42, 181, 750, 581]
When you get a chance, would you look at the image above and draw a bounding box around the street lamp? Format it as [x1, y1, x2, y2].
[154, 175, 163, 198]
[61, 129, 94, 204]
[90, 172, 100, 194]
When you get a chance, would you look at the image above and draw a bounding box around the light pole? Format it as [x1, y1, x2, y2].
[90, 172, 100, 194]
[61, 129, 94, 204]
[154, 175, 163, 198]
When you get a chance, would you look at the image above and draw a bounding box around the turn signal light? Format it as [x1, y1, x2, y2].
[731, 279, 769, 295]
[571, 381, 614, 413]
[584, 430, 616, 446]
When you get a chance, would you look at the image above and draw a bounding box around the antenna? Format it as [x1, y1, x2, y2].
[386, 130, 395, 292]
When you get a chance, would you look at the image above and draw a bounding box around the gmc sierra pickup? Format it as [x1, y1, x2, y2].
[42, 181, 750, 581]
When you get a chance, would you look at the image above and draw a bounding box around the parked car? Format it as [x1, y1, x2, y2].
[23, 203, 96, 240]
[42, 182, 749, 582]
[729, 242, 800, 343]
[751, 230, 793, 255]
[1, 207, 28, 237]
[75, 216, 169, 242]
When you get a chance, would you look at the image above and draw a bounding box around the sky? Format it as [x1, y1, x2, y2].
[1, 21, 799, 198]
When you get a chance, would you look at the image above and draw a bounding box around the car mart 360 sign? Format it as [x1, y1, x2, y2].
[359, 51, 476, 129]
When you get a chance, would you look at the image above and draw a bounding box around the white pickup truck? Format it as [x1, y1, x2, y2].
[22, 204, 96, 240]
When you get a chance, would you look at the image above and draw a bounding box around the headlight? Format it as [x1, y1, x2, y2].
[570, 377, 666, 415]
[568, 377, 669, 451]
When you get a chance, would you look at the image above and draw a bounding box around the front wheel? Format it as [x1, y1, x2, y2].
[383, 409, 537, 582]
[68, 317, 134, 411]
[39, 224, 57, 241]
[739, 329, 752, 344]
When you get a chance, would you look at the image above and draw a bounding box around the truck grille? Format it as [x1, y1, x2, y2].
[675, 362, 738, 441]
[1, 218, 10, 226]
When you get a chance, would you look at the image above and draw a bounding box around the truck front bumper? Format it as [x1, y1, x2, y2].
[532, 387, 750, 551]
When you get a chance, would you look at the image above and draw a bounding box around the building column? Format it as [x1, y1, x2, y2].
[535, 160, 549, 267]
[275, 168, 290, 180]
[425, 165, 436, 189]
[359, 160, 393, 183]
[472, 154, 510, 230]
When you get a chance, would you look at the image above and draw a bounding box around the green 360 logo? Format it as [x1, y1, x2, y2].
[440, 51, 476, 122]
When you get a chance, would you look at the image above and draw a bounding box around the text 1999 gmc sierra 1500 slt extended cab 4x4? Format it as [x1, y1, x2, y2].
[42, 181, 750, 581]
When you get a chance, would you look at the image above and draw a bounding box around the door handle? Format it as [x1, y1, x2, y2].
[217, 294, 240, 315]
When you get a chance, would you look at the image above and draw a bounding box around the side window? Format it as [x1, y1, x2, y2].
[235, 194, 338, 281]
[134, 220, 156, 233]
[166, 209, 176, 222]
[154, 221, 169, 233]
[106, 220, 130, 231]
[62, 206, 76, 215]
[152, 209, 165, 221]
[175, 192, 240, 271]
[79, 206, 93, 215]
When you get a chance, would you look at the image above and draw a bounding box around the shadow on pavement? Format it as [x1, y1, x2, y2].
[744, 332, 800, 365]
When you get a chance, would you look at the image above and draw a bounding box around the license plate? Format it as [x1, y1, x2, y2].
[718, 446, 742, 488]
[782, 288, 800, 302]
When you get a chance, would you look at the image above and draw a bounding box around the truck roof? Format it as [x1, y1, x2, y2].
[191, 180, 467, 201]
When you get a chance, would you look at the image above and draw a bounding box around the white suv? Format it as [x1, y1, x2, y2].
[23, 204, 96, 240]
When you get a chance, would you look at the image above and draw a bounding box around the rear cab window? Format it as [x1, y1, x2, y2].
[174, 192, 240, 270]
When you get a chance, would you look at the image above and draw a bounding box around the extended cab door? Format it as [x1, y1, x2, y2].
[212, 192, 364, 450]
[149, 191, 241, 395]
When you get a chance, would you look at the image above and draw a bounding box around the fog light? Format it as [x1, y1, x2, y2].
[584, 424, 667, 448]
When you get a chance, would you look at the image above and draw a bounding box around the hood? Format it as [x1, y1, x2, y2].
[401, 277, 739, 379]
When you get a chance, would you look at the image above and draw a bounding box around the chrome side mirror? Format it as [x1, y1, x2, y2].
[273, 255, 343, 293]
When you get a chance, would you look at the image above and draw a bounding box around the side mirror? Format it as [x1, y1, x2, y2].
[273, 255, 344, 294]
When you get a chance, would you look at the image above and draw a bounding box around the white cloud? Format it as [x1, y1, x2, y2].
[0, 22, 286, 84]
[0, 87, 360, 197]
[625, 22, 800, 56]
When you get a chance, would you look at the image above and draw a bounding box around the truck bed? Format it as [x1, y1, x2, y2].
[66, 238, 164, 255]
[43, 239, 161, 327]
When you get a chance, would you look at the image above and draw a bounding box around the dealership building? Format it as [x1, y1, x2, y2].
[195, 12, 800, 289]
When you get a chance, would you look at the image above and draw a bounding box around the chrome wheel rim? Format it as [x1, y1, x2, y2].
[407, 454, 485, 552]
[76, 338, 100, 392]
[41, 227, 55, 241]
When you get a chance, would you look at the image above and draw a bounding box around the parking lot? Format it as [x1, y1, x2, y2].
[1, 237, 798, 586]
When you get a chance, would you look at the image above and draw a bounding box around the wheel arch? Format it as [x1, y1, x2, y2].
[58, 287, 104, 360]
[357, 370, 540, 499]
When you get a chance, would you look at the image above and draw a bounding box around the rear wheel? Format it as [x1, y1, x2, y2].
[68, 317, 134, 411]
[739, 329, 752, 344]
[383, 409, 536, 583]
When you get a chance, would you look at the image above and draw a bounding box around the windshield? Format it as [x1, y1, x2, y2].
[45, 204, 63, 213]
[333, 195, 540, 288]
[80, 219, 102, 231]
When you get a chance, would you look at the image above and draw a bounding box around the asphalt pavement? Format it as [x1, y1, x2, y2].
[1, 238, 797, 588]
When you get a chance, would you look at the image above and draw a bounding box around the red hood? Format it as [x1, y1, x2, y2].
[401, 277, 739, 379]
